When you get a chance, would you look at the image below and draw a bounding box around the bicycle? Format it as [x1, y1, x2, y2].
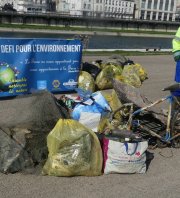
[107, 79, 180, 148]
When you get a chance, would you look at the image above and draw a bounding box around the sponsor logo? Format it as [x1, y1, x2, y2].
[63, 79, 77, 87]
[37, 80, 47, 90]
[52, 80, 60, 88]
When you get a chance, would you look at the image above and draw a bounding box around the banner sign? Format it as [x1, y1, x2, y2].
[0, 38, 82, 97]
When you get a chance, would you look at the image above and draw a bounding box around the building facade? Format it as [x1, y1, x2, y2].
[104, 0, 135, 18]
[18, 0, 48, 13]
[67, 0, 135, 18]
[0, 0, 53, 13]
[0, 0, 179, 22]
[56, 0, 82, 15]
[135, 0, 177, 21]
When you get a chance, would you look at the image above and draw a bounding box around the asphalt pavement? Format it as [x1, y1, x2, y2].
[0, 55, 179, 198]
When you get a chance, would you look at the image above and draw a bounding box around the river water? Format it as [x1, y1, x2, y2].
[0, 31, 172, 50]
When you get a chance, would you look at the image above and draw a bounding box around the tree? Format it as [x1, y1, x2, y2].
[1, 3, 17, 12]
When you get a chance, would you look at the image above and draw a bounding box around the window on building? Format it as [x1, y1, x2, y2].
[171, 0, 174, 11]
[140, 10, 145, 19]
[152, 12, 156, 20]
[148, 0, 152, 9]
[153, 1, 157, 9]
[96, 0, 99, 3]
[96, 5, 98, 11]
[125, 7, 128, 14]
[165, 0, 169, 10]
[147, 11, 151, 19]
[72, 4, 75, 9]
[141, 0, 146, 9]
[164, 13, 168, 20]
[159, 0, 163, 10]
[158, 12, 162, 20]
[169, 13, 172, 21]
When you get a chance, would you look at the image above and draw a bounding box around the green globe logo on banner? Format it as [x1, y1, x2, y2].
[0, 63, 17, 91]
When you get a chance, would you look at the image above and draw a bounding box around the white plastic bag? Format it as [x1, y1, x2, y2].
[72, 91, 111, 121]
[103, 138, 148, 174]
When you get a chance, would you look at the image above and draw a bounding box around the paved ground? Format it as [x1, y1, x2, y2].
[0, 55, 179, 198]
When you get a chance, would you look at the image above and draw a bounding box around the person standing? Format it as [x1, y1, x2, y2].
[172, 27, 180, 96]
[172, 27, 180, 82]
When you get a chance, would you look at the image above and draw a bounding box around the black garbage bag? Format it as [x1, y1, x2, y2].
[106, 55, 134, 68]
[122, 59, 135, 66]
[82, 62, 102, 80]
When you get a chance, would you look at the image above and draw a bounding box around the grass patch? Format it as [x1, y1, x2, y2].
[83, 50, 172, 56]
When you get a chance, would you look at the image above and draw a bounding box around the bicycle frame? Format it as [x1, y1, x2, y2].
[111, 94, 180, 143]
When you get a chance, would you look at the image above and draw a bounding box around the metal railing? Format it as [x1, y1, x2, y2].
[0, 9, 180, 23]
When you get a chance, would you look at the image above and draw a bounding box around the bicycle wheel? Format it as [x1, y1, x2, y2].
[171, 109, 180, 148]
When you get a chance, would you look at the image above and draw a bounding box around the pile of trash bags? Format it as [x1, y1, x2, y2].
[0, 55, 154, 176]
[43, 85, 152, 177]
[79, 55, 148, 92]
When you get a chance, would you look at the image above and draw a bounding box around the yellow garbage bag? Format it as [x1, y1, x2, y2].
[133, 63, 148, 82]
[121, 65, 142, 88]
[78, 71, 95, 92]
[98, 90, 123, 133]
[42, 119, 103, 177]
[102, 90, 122, 120]
[96, 65, 122, 90]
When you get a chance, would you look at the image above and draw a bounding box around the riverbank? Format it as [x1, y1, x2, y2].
[0, 24, 173, 52]
[0, 24, 175, 38]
